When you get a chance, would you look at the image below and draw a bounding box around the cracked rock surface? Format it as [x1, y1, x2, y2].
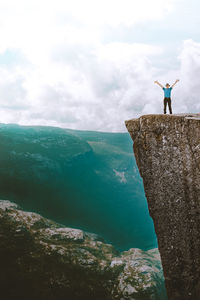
[125, 114, 200, 300]
[0, 200, 166, 300]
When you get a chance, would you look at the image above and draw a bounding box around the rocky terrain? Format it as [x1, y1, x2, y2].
[0, 200, 166, 300]
[126, 114, 200, 300]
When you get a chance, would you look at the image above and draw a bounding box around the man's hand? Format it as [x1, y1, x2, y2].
[172, 79, 180, 88]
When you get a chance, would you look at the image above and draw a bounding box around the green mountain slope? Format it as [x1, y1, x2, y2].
[0, 124, 157, 251]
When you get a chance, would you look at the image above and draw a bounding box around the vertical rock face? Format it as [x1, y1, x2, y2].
[125, 114, 200, 300]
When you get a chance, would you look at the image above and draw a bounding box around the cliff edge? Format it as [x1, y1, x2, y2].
[125, 114, 200, 300]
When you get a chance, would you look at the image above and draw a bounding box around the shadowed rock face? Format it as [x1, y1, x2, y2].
[125, 114, 200, 300]
[0, 200, 166, 300]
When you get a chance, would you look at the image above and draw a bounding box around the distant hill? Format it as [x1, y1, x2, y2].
[0, 124, 157, 251]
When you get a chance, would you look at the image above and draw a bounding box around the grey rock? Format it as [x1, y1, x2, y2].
[125, 114, 200, 300]
[0, 200, 166, 300]
[112, 248, 166, 299]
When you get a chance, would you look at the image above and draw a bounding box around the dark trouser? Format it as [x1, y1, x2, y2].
[164, 97, 172, 114]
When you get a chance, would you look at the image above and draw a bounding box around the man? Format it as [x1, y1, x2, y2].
[154, 79, 180, 114]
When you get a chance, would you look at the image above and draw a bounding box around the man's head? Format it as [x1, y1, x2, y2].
[166, 83, 170, 88]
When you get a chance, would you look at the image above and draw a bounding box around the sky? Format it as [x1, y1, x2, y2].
[0, 0, 200, 131]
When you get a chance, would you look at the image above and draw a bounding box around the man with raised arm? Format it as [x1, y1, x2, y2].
[154, 79, 180, 114]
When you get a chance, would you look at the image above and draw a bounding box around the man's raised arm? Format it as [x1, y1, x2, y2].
[154, 80, 164, 88]
[171, 79, 180, 88]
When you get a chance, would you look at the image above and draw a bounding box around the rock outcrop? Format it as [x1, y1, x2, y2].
[0, 200, 166, 300]
[125, 114, 200, 300]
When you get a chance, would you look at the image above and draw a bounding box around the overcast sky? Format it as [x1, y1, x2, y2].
[0, 0, 200, 131]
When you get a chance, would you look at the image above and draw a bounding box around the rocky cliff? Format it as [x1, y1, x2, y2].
[0, 200, 166, 300]
[125, 114, 200, 300]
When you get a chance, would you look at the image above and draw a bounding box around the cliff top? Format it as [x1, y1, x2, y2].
[125, 113, 200, 136]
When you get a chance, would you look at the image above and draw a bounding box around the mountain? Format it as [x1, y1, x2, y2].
[0, 123, 156, 251]
[126, 114, 200, 300]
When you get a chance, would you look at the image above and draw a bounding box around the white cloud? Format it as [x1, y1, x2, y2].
[0, 38, 189, 131]
[176, 39, 200, 112]
[0, 0, 179, 56]
[0, 0, 198, 132]
[53, 0, 176, 26]
[15, 41, 162, 131]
